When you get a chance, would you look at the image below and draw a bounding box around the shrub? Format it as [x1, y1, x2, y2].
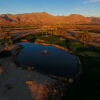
[0, 50, 12, 58]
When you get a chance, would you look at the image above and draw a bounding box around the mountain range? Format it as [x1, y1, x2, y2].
[0, 12, 100, 26]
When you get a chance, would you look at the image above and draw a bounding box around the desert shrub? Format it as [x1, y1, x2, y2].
[0, 50, 12, 58]
[65, 39, 84, 52]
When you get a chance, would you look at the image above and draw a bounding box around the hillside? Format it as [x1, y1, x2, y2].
[0, 12, 100, 26]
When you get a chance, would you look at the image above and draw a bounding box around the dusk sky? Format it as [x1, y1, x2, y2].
[0, 0, 100, 17]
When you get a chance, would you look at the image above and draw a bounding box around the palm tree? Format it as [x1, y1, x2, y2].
[45, 29, 48, 37]
[40, 29, 44, 37]
[76, 30, 93, 46]
[0, 28, 13, 49]
[4, 31, 13, 50]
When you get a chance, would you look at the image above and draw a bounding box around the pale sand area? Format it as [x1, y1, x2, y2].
[0, 45, 57, 100]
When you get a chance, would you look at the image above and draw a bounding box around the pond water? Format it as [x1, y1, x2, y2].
[17, 42, 80, 77]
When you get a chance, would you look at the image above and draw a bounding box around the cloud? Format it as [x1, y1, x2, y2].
[75, 7, 100, 17]
[83, 0, 100, 4]
[89, 0, 100, 2]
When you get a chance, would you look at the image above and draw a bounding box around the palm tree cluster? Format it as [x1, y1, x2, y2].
[0, 28, 13, 49]
[76, 30, 93, 46]
[38, 25, 67, 36]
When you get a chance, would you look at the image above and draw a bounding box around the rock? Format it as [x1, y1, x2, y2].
[26, 81, 33, 85]
[42, 50, 49, 54]
[0, 67, 3, 75]
[27, 67, 32, 71]
[0, 50, 12, 58]
[68, 78, 74, 83]
[5, 84, 13, 90]
[20, 39, 28, 42]
[26, 81, 50, 100]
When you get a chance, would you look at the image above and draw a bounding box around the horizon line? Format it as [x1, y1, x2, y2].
[0, 11, 100, 17]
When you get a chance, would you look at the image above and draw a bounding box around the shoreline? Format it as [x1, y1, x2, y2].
[0, 42, 82, 100]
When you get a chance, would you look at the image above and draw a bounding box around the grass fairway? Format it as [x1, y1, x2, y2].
[15, 34, 67, 47]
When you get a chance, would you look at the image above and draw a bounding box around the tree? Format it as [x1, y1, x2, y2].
[76, 30, 93, 46]
[40, 29, 44, 37]
[0, 28, 6, 44]
[3, 31, 13, 50]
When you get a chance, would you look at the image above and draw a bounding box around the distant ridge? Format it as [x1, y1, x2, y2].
[0, 12, 100, 26]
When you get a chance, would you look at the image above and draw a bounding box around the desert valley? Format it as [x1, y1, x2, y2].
[0, 0, 100, 100]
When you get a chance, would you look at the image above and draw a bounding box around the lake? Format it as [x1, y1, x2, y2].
[17, 42, 80, 77]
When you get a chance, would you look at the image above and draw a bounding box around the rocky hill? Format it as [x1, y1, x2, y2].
[0, 12, 100, 26]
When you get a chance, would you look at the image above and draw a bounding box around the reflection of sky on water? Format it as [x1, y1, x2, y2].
[18, 42, 79, 77]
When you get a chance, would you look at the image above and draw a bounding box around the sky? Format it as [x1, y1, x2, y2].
[0, 0, 100, 17]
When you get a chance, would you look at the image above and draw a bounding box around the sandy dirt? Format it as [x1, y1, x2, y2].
[66, 31, 100, 47]
[0, 45, 57, 100]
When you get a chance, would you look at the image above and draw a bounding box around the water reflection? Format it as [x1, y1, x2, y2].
[18, 42, 79, 77]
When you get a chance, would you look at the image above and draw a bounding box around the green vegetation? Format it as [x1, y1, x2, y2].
[14, 34, 67, 47]
[62, 39, 100, 100]
[88, 30, 100, 33]
[65, 39, 84, 52]
[3, 32, 13, 49]
[76, 30, 93, 46]
[1, 26, 100, 100]
[18, 34, 100, 100]
[0, 28, 13, 46]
